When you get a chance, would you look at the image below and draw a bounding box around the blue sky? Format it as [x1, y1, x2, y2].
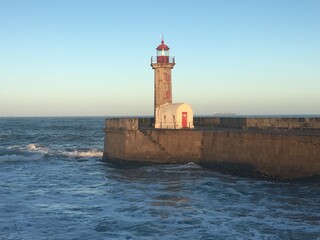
[0, 0, 319, 116]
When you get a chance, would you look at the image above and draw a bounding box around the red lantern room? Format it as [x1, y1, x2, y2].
[151, 38, 175, 65]
[156, 39, 170, 63]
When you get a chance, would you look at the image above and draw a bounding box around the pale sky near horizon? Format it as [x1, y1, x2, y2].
[0, 0, 319, 117]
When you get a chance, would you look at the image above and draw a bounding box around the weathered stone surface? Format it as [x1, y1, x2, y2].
[105, 118, 138, 130]
[151, 63, 174, 109]
[200, 131, 320, 179]
[245, 117, 320, 130]
[193, 117, 320, 130]
[103, 118, 320, 179]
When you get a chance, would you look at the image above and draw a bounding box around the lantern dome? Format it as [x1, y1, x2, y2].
[156, 40, 170, 50]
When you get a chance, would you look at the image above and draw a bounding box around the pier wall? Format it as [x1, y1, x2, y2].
[103, 118, 320, 179]
[201, 131, 319, 179]
[194, 117, 320, 130]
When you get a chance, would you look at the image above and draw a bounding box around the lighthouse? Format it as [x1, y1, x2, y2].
[151, 38, 175, 111]
[151, 38, 194, 129]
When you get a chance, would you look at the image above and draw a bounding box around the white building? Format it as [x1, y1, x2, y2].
[155, 103, 194, 129]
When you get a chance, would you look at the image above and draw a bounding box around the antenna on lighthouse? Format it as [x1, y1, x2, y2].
[160, 34, 164, 43]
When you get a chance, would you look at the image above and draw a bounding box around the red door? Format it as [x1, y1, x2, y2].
[182, 112, 188, 128]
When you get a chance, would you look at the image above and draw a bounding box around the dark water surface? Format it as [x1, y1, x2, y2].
[0, 117, 319, 239]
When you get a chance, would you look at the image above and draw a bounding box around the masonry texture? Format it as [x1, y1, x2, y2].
[103, 117, 320, 179]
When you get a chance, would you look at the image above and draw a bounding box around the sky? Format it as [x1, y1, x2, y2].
[0, 0, 319, 117]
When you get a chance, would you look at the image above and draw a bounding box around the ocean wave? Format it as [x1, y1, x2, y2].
[6, 145, 23, 151]
[62, 150, 103, 158]
[3, 144, 103, 161]
[0, 154, 43, 162]
[26, 143, 102, 158]
[187, 162, 200, 167]
[27, 144, 49, 155]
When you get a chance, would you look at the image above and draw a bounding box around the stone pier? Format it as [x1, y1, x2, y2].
[103, 117, 320, 179]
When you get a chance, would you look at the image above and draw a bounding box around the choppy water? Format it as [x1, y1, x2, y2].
[0, 117, 319, 240]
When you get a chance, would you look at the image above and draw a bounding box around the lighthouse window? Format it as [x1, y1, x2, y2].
[157, 50, 169, 56]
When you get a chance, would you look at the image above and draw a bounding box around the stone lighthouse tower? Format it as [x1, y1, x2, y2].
[151, 38, 175, 112]
[151, 38, 194, 129]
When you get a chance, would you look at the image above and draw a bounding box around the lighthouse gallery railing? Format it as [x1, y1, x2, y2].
[151, 56, 175, 64]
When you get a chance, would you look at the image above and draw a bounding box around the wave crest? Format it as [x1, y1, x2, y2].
[63, 150, 103, 158]
[27, 144, 49, 155]
[2, 144, 103, 161]
[28, 143, 103, 158]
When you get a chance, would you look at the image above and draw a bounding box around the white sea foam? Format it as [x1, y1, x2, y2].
[187, 162, 200, 167]
[5, 143, 103, 160]
[27, 143, 37, 151]
[27, 144, 49, 155]
[0, 147, 102, 163]
[6, 145, 22, 150]
[63, 150, 103, 158]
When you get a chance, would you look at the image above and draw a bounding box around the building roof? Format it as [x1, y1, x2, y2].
[156, 40, 170, 51]
[157, 103, 193, 113]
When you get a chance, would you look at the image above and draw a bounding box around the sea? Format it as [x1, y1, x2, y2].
[0, 117, 319, 240]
